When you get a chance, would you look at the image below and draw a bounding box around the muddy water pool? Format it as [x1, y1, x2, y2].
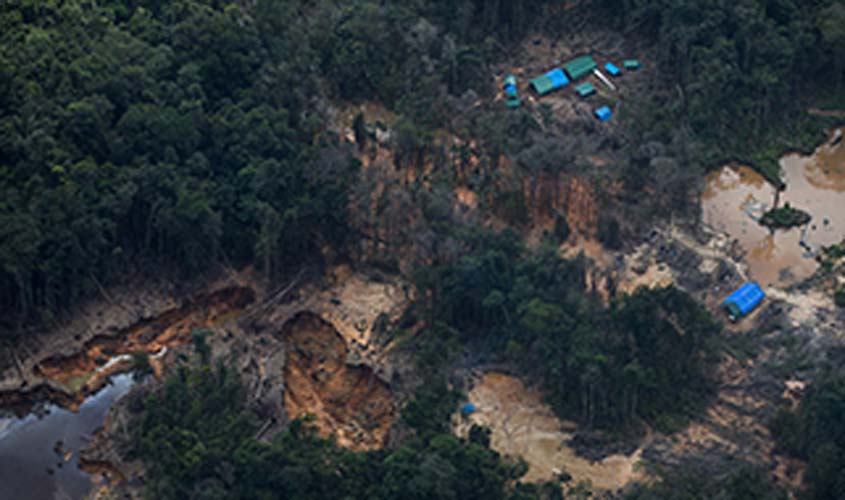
[0, 375, 134, 500]
[702, 129, 845, 287]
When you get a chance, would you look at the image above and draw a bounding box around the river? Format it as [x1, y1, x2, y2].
[702, 129, 845, 287]
[0, 375, 134, 500]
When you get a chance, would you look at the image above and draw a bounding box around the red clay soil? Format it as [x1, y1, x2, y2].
[522, 172, 599, 237]
[280, 312, 396, 451]
[34, 286, 255, 394]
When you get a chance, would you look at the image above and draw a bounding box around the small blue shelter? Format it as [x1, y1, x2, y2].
[594, 106, 612, 122]
[604, 62, 621, 76]
[723, 283, 765, 321]
[461, 403, 477, 416]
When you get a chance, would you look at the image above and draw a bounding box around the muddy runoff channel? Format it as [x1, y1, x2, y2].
[703, 128, 845, 287]
[0, 286, 255, 499]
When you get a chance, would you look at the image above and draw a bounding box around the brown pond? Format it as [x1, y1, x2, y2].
[703, 129, 845, 287]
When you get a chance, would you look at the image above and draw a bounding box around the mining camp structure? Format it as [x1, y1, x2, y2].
[594, 106, 612, 122]
[503, 74, 521, 108]
[525, 54, 641, 121]
[529, 68, 570, 96]
[723, 283, 766, 322]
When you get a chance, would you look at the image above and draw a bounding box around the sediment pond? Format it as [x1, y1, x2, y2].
[702, 129, 845, 287]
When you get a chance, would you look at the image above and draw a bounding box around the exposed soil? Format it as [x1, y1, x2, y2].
[522, 170, 600, 238]
[0, 267, 412, 498]
[497, 29, 653, 132]
[37, 286, 254, 391]
[0, 286, 255, 414]
[332, 30, 638, 264]
[454, 372, 649, 492]
[807, 108, 845, 118]
[280, 312, 396, 450]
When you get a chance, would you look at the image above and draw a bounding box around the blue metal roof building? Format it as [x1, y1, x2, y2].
[604, 62, 621, 76]
[723, 283, 765, 321]
[547, 69, 570, 89]
[595, 106, 612, 122]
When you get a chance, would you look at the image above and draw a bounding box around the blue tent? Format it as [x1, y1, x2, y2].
[595, 106, 612, 122]
[723, 283, 765, 321]
[547, 68, 570, 89]
[604, 62, 621, 76]
[461, 403, 477, 415]
[505, 85, 518, 97]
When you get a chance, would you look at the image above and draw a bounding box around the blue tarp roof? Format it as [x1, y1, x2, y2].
[595, 106, 612, 122]
[547, 69, 570, 89]
[505, 85, 518, 96]
[461, 403, 477, 415]
[605, 62, 621, 76]
[723, 283, 765, 316]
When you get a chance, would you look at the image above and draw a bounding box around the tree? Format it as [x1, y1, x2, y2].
[353, 112, 368, 151]
[772, 375, 845, 499]
[819, 3, 845, 93]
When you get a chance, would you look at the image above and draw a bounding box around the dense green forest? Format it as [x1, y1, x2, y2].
[624, 461, 787, 500]
[772, 374, 845, 500]
[0, 0, 356, 325]
[602, 0, 844, 186]
[2, 0, 842, 330]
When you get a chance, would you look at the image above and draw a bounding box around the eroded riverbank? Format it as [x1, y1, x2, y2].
[0, 275, 259, 498]
[0, 268, 412, 498]
[0, 285, 255, 417]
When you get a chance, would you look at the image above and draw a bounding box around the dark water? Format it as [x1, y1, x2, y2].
[0, 375, 134, 500]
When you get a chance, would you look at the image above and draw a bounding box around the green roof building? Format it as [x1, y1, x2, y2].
[576, 82, 595, 97]
[564, 55, 597, 80]
[530, 75, 554, 95]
